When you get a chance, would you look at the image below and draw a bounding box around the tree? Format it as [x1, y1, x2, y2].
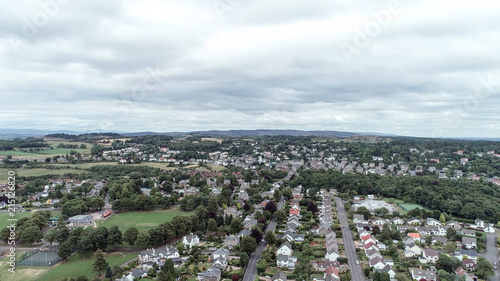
[108, 225, 122, 247]
[20, 226, 43, 246]
[356, 206, 371, 220]
[239, 251, 249, 268]
[307, 201, 319, 213]
[92, 250, 109, 276]
[58, 241, 73, 260]
[94, 227, 109, 251]
[256, 259, 267, 273]
[44, 230, 57, 245]
[230, 217, 242, 234]
[274, 209, 286, 222]
[241, 236, 257, 254]
[105, 265, 113, 279]
[446, 228, 456, 240]
[282, 189, 292, 200]
[264, 231, 276, 245]
[265, 201, 277, 214]
[77, 236, 94, 258]
[207, 218, 218, 231]
[476, 257, 495, 279]
[439, 213, 446, 223]
[436, 253, 462, 273]
[136, 232, 151, 249]
[123, 227, 139, 247]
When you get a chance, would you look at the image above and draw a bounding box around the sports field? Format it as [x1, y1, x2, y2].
[96, 208, 195, 232]
[0, 251, 50, 281]
[0, 210, 61, 229]
[37, 251, 138, 281]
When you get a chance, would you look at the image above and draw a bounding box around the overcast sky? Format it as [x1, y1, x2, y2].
[1, 0, 500, 137]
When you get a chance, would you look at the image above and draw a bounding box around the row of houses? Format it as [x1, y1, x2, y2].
[360, 231, 395, 280]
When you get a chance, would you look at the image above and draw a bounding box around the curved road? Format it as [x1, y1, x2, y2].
[334, 196, 367, 281]
[242, 197, 284, 281]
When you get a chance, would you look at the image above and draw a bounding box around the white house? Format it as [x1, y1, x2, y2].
[277, 242, 293, 256]
[182, 233, 200, 248]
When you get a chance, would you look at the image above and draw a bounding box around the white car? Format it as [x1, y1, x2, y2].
[356, 261, 359, 265]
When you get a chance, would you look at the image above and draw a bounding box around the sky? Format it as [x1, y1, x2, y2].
[1, 0, 500, 138]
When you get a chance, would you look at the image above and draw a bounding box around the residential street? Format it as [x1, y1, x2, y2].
[242, 197, 284, 281]
[334, 196, 367, 281]
[484, 233, 499, 281]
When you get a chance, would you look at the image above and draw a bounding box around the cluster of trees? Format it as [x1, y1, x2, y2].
[57, 143, 87, 149]
[0, 211, 52, 245]
[291, 169, 500, 222]
[60, 197, 105, 217]
[0, 138, 49, 150]
[436, 254, 494, 280]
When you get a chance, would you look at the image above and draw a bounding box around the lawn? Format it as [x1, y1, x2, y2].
[0, 168, 16, 182]
[0, 210, 62, 230]
[0, 251, 51, 281]
[96, 208, 195, 232]
[37, 251, 138, 281]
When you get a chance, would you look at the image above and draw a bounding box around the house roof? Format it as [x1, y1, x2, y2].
[408, 233, 421, 239]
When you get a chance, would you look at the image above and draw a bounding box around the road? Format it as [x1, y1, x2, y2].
[484, 233, 499, 281]
[334, 196, 367, 281]
[242, 197, 284, 281]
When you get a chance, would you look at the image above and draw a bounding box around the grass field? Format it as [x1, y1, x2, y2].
[19, 168, 87, 178]
[96, 208, 195, 232]
[0, 210, 62, 230]
[0, 251, 51, 281]
[37, 251, 138, 281]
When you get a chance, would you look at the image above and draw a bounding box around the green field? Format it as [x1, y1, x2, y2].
[37, 251, 138, 281]
[97, 208, 195, 232]
[0, 210, 62, 230]
[0, 251, 51, 281]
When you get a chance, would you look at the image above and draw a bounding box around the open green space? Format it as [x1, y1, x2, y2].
[19, 168, 87, 178]
[96, 208, 195, 232]
[37, 251, 138, 281]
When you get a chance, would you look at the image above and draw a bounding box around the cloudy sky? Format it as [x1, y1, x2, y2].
[1, 0, 500, 137]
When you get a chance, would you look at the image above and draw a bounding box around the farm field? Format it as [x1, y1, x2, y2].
[0, 251, 51, 281]
[19, 168, 86, 178]
[37, 251, 138, 281]
[96, 208, 195, 232]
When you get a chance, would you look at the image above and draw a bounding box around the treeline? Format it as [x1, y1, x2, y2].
[0, 138, 49, 150]
[57, 143, 86, 149]
[291, 169, 500, 222]
[88, 165, 161, 178]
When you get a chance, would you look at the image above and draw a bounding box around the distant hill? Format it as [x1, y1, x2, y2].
[122, 129, 363, 138]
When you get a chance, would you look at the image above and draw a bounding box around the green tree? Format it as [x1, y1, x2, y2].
[239, 251, 249, 268]
[136, 232, 151, 249]
[207, 218, 218, 231]
[241, 236, 257, 254]
[44, 229, 57, 246]
[123, 227, 139, 247]
[476, 257, 495, 279]
[105, 265, 113, 279]
[20, 226, 43, 246]
[108, 225, 122, 247]
[92, 250, 109, 276]
[230, 217, 242, 234]
[58, 241, 73, 260]
[274, 209, 287, 222]
[264, 231, 276, 245]
[256, 259, 267, 273]
[439, 213, 446, 223]
[436, 254, 462, 273]
[77, 236, 94, 258]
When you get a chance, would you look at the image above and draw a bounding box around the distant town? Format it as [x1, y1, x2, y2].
[0, 133, 499, 281]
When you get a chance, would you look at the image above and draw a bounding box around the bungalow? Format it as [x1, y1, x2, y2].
[407, 217, 421, 226]
[431, 236, 448, 245]
[391, 217, 404, 225]
[272, 272, 287, 281]
[455, 267, 475, 281]
[426, 218, 441, 226]
[198, 268, 221, 281]
[68, 215, 93, 225]
[411, 269, 437, 281]
[462, 237, 477, 249]
[462, 259, 477, 271]
[455, 249, 478, 260]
